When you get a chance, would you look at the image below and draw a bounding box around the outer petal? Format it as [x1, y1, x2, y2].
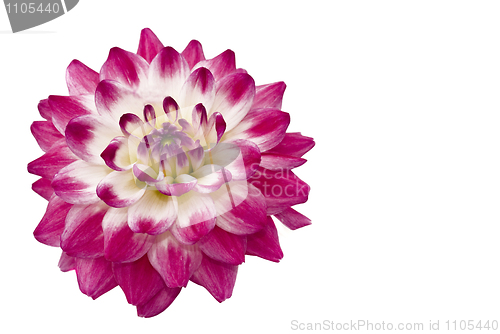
[34, 194, 72, 247]
[66, 59, 99, 95]
[178, 67, 216, 112]
[75, 257, 117, 299]
[190, 254, 238, 302]
[58, 252, 76, 272]
[95, 80, 146, 121]
[32, 178, 54, 200]
[147, 232, 203, 288]
[223, 108, 290, 152]
[137, 28, 164, 64]
[136, 286, 182, 318]
[60, 202, 108, 258]
[97, 170, 146, 208]
[65, 114, 122, 164]
[30, 121, 64, 152]
[52, 160, 112, 205]
[170, 192, 217, 245]
[252, 82, 286, 109]
[263, 132, 315, 157]
[100, 47, 149, 91]
[127, 190, 177, 235]
[209, 140, 260, 181]
[148, 47, 190, 100]
[182, 40, 205, 69]
[48, 95, 96, 134]
[38, 99, 52, 120]
[212, 182, 267, 235]
[198, 226, 246, 265]
[259, 153, 306, 170]
[112, 255, 165, 305]
[27, 139, 78, 180]
[274, 207, 312, 230]
[210, 73, 255, 131]
[192, 49, 235, 81]
[246, 216, 283, 262]
[103, 207, 155, 263]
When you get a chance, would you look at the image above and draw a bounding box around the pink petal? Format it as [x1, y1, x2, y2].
[30, 121, 64, 152]
[100, 47, 149, 91]
[209, 140, 260, 181]
[103, 207, 155, 263]
[34, 194, 72, 247]
[101, 136, 133, 171]
[193, 49, 236, 81]
[163, 96, 180, 122]
[203, 112, 226, 145]
[211, 73, 255, 131]
[112, 255, 165, 305]
[38, 99, 52, 120]
[52, 160, 111, 205]
[32, 178, 54, 200]
[58, 252, 76, 272]
[192, 164, 232, 194]
[66, 59, 99, 95]
[147, 232, 203, 288]
[65, 114, 122, 164]
[246, 216, 283, 262]
[259, 153, 306, 170]
[224, 108, 290, 152]
[263, 132, 315, 157]
[97, 170, 146, 208]
[75, 257, 117, 299]
[48, 95, 96, 134]
[190, 254, 238, 302]
[148, 47, 190, 100]
[127, 190, 177, 235]
[252, 81, 286, 109]
[179, 67, 216, 112]
[170, 192, 217, 244]
[95, 80, 146, 121]
[250, 167, 310, 215]
[198, 226, 246, 265]
[137, 28, 164, 64]
[274, 207, 312, 230]
[212, 182, 267, 235]
[136, 286, 182, 318]
[182, 40, 205, 69]
[27, 139, 78, 180]
[60, 202, 108, 258]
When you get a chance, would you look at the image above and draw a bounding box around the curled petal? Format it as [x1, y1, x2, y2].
[28, 139, 78, 180]
[34, 194, 72, 247]
[198, 226, 246, 265]
[148, 232, 202, 288]
[274, 207, 312, 230]
[190, 254, 238, 302]
[156, 174, 197, 197]
[137, 28, 164, 64]
[137, 286, 182, 318]
[97, 170, 146, 208]
[101, 137, 133, 171]
[48, 95, 96, 134]
[192, 164, 232, 194]
[148, 47, 190, 100]
[119, 113, 144, 137]
[128, 190, 177, 235]
[182, 40, 205, 69]
[143, 104, 156, 127]
[32, 178, 54, 200]
[30, 121, 64, 152]
[193, 49, 236, 81]
[66, 59, 99, 95]
[263, 132, 315, 157]
[179, 67, 216, 113]
[58, 252, 76, 272]
[133, 164, 162, 183]
[246, 216, 283, 262]
[103, 207, 155, 263]
[100, 47, 149, 91]
[204, 112, 226, 145]
[191, 103, 208, 133]
[163, 96, 179, 122]
[75, 257, 117, 299]
[252, 81, 286, 109]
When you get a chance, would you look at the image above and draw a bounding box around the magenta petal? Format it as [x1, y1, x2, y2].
[28, 139, 78, 180]
[179, 67, 216, 111]
[103, 207, 155, 263]
[100, 47, 149, 90]
[148, 232, 203, 288]
[127, 191, 177, 235]
[182, 40, 205, 69]
[30, 121, 64, 152]
[259, 153, 306, 170]
[205, 112, 226, 144]
[32, 178, 54, 200]
[148, 47, 190, 98]
[34, 195, 72, 247]
[246, 216, 283, 262]
[112, 255, 165, 305]
[192, 164, 232, 194]
[97, 170, 146, 208]
[190, 254, 238, 302]
[58, 252, 76, 272]
[193, 49, 236, 81]
[225, 108, 290, 152]
[38, 99, 52, 120]
[136, 286, 182, 318]
[101, 137, 132, 171]
[48, 95, 95, 134]
[66, 59, 99, 95]
[263, 132, 315, 157]
[75, 257, 117, 299]
[198, 226, 246, 265]
[137, 28, 164, 64]
[252, 82, 286, 109]
[95, 80, 145, 121]
[274, 207, 312, 230]
[52, 160, 111, 205]
[209, 140, 260, 181]
[60, 202, 108, 258]
[163, 96, 180, 122]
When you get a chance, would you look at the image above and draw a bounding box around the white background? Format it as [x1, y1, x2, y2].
[1, 0, 500, 333]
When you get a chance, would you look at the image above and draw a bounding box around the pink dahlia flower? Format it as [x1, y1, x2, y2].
[28, 28, 314, 317]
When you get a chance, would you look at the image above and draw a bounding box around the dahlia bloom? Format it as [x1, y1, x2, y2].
[28, 28, 314, 317]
